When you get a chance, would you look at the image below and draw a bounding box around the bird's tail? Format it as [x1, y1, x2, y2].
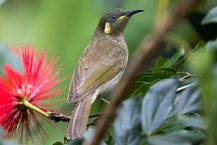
[66, 98, 92, 139]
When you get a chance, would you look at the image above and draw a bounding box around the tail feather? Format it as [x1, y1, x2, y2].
[66, 98, 92, 139]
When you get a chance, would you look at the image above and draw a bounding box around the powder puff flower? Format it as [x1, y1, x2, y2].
[0, 45, 63, 142]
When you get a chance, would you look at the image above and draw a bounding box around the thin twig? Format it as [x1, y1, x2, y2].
[85, 0, 203, 145]
[101, 97, 110, 104]
[176, 83, 195, 93]
[89, 113, 104, 118]
[179, 72, 191, 82]
[176, 72, 197, 82]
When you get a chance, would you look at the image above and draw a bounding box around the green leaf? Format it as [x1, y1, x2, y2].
[148, 130, 204, 145]
[202, 6, 217, 25]
[174, 85, 200, 115]
[190, 43, 217, 145]
[131, 83, 150, 96]
[0, 43, 23, 74]
[162, 115, 187, 135]
[178, 115, 206, 130]
[105, 132, 114, 145]
[137, 67, 176, 85]
[155, 56, 167, 67]
[114, 95, 142, 145]
[137, 73, 162, 84]
[163, 51, 184, 67]
[151, 67, 177, 74]
[141, 79, 178, 135]
[174, 41, 205, 70]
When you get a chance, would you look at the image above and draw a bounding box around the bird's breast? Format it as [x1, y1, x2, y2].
[85, 34, 128, 66]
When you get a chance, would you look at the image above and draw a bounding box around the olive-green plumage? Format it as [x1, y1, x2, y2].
[66, 8, 143, 139]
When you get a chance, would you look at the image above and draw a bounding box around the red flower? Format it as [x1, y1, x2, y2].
[0, 45, 63, 142]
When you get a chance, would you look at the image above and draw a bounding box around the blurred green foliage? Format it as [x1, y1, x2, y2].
[191, 39, 217, 145]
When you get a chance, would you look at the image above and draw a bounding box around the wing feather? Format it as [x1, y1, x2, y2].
[67, 35, 128, 103]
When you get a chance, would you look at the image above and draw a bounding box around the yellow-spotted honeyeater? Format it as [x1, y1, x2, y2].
[66, 8, 144, 139]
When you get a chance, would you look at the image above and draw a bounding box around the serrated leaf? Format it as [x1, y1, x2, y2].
[174, 85, 200, 115]
[0, 43, 23, 74]
[114, 95, 142, 145]
[178, 115, 206, 130]
[141, 79, 178, 135]
[148, 130, 204, 145]
[202, 6, 217, 25]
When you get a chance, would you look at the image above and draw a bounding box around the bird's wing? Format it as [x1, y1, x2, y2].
[68, 61, 121, 103]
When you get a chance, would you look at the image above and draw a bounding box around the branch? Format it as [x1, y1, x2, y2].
[89, 113, 104, 118]
[22, 99, 103, 123]
[48, 112, 103, 123]
[85, 0, 203, 145]
[49, 111, 70, 122]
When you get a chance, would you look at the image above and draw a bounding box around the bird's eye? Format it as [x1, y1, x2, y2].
[112, 14, 117, 20]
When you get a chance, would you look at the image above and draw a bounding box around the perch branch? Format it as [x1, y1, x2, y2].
[48, 112, 104, 123]
[49, 111, 70, 122]
[85, 0, 203, 145]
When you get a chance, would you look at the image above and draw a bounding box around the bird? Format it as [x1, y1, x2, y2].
[66, 8, 144, 140]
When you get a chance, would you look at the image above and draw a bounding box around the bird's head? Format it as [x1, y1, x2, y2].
[96, 8, 144, 35]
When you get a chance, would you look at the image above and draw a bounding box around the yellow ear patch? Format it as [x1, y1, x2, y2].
[117, 15, 126, 21]
[104, 22, 111, 34]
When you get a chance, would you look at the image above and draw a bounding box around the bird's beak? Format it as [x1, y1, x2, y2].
[126, 9, 144, 16]
[117, 9, 144, 21]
